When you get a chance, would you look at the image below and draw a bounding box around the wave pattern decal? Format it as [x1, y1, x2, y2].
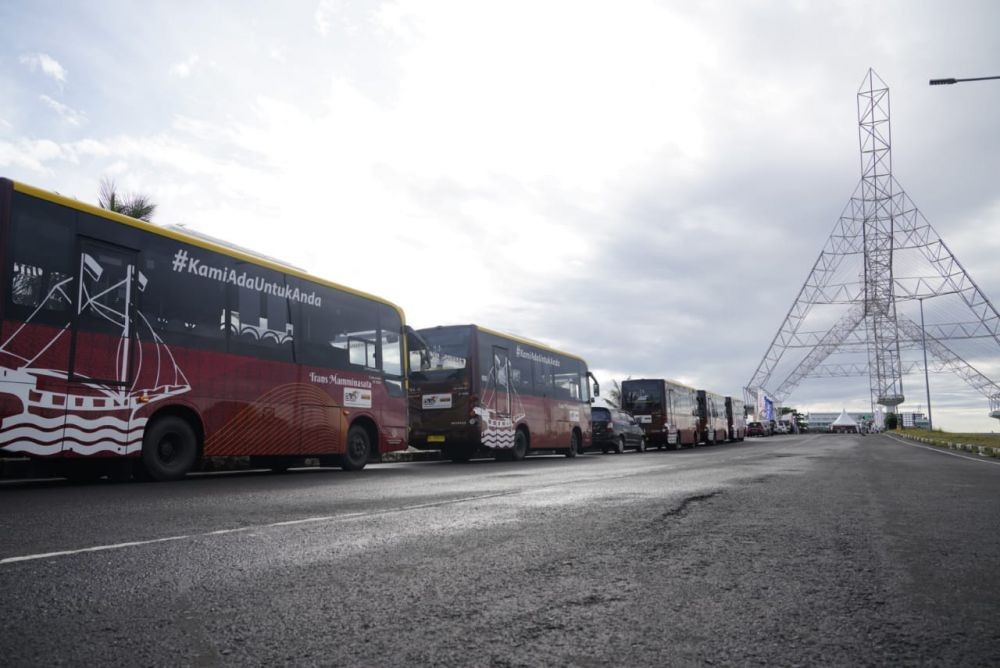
[478, 413, 516, 449]
[0, 414, 147, 456]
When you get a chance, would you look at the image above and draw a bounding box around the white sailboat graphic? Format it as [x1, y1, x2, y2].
[0, 252, 191, 456]
[473, 353, 525, 449]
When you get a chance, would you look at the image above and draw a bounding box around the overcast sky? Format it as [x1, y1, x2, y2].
[2, 1, 999, 431]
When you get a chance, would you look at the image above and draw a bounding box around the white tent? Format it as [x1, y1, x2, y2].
[830, 410, 858, 433]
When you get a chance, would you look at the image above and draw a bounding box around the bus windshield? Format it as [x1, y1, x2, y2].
[622, 380, 663, 413]
[411, 325, 472, 379]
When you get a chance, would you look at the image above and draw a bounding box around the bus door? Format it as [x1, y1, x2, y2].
[67, 239, 140, 455]
[489, 345, 512, 427]
[375, 318, 407, 451]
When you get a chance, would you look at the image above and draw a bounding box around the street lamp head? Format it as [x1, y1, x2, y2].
[930, 75, 1000, 86]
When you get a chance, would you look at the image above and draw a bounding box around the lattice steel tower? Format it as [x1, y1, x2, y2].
[745, 69, 1000, 420]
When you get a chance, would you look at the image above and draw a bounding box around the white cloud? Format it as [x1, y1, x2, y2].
[268, 46, 287, 63]
[0, 138, 69, 172]
[39, 94, 87, 126]
[4, 1, 1000, 431]
[314, 0, 336, 36]
[169, 54, 200, 78]
[19, 52, 67, 83]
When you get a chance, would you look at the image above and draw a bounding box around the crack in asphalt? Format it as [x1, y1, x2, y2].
[658, 491, 722, 519]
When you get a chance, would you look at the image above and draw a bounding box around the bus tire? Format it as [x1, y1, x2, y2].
[615, 436, 626, 454]
[565, 431, 581, 458]
[141, 415, 198, 481]
[511, 429, 528, 461]
[340, 424, 371, 471]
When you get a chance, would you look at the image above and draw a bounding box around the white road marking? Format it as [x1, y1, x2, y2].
[884, 433, 1000, 467]
[0, 491, 524, 566]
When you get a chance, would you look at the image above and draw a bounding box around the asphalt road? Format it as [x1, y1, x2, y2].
[2, 433, 999, 666]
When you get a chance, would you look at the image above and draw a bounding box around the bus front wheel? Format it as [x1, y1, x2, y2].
[565, 431, 581, 458]
[141, 416, 198, 481]
[340, 424, 371, 471]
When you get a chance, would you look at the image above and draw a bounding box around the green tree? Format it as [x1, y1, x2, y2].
[98, 177, 157, 221]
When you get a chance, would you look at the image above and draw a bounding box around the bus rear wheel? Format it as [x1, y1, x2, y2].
[511, 429, 528, 461]
[340, 424, 371, 471]
[141, 416, 198, 481]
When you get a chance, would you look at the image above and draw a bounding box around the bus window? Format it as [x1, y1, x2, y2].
[7, 193, 74, 323]
[533, 360, 554, 395]
[379, 305, 403, 378]
[227, 264, 294, 362]
[140, 238, 227, 351]
[553, 368, 581, 400]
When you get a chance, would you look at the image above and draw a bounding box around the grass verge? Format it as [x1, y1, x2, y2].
[895, 428, 1000, 458]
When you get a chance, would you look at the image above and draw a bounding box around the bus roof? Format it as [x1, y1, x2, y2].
[8, 179, 405, 321]
[623, 378, 697, 391]
[418, 323, 588, 365]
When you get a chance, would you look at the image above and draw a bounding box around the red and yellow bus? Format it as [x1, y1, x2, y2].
[725, 396, 747, 442]
[696, 389, 728, 445]
[407, 325, 597, 461]
[620, 378, 699, 449]
[0, 178, 409, 480]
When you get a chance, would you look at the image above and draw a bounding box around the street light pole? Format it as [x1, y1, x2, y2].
[929, 75, 1000, 85]
[919, 297, 933, 431]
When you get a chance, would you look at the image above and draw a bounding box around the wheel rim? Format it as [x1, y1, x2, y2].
[157, 435, 178, 463]
[348, 431, 368, 460]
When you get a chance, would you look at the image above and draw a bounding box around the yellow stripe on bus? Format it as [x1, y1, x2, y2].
[10, 180, 406, 323]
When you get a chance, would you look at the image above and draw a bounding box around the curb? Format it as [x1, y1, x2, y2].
[1, 448, 444, 479]
[892, 433, 1000, 459]
[380, 449, 442, 463]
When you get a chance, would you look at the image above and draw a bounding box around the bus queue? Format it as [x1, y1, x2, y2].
[0, 177, 755, 481]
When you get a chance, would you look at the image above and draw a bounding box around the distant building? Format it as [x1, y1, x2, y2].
[806, 411, 871, 432]
[899, 412, 929, 429]
[806, 410, 928, 431]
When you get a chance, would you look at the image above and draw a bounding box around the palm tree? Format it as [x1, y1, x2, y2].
[98, 177, 157, 221]
[607, 379, 622, 408]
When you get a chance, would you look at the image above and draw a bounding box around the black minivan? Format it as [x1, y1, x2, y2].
[590, 407, 646, 454]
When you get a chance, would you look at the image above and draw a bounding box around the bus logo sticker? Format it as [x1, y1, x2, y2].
[344, 388, 372, 408]
[422, 393, 452, 410]
[569, 410, 580, 422]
